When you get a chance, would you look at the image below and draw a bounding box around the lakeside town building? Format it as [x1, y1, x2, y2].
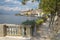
[20, 9, 44, 17]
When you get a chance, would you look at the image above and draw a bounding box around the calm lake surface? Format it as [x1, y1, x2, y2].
[0, 15, 37, 24]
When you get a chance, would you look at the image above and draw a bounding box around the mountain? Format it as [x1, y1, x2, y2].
[0, 10, 20, 15]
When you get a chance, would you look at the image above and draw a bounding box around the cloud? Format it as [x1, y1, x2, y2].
[5, 0, 22, 5]
[0, 6, 20, 11]
[25, 0, 39, 9]
[0, 0, 39, 12]
[5, 0, 11, 2]
[26, 1, 39, 6]
[0, 6, 32, 11]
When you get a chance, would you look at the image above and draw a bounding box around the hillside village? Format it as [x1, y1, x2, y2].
[16, 9, 44, 17]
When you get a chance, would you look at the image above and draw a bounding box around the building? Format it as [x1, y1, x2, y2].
[0, 24, 32, 37]
[20, 9, 43, 17]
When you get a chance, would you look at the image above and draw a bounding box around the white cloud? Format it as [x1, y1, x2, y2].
[0, 6, 20, 11]
[12, 7, 21, 11]
[5, 0, 12, 2]
[0, 0, 39, 12]
[0, 6, 31, 11]
[5, 0, 22, 5]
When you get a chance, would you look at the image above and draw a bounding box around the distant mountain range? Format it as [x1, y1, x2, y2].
[0, 10, 20, 15]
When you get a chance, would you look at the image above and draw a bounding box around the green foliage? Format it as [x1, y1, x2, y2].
[36, 19, 44, 25]
[22, 18, 45, 26]
[22, 20, 35, 25]
[40, 0, 57, 13]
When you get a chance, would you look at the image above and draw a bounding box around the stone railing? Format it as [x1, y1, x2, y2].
[0, 24, 31, 37]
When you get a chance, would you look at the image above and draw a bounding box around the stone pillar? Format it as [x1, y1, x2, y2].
[26, 27, 31, 37]
[19, 26, 24, 37]
[34, 25, 36, 36]
[22, 27, 24, 36]
[3, 25, 8, 36]
[17, 26, 22, 36]
[0, 24, 5, 37]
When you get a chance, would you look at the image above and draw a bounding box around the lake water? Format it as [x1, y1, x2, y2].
[0, 15, 37, 24]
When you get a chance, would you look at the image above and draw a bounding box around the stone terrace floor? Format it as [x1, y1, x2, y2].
[0, 36, 31, 40]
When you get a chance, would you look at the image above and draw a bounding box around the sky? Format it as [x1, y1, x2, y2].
[0, 0, 39, 15]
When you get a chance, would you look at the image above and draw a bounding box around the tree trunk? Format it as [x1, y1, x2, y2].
[49, 12, 56, 40]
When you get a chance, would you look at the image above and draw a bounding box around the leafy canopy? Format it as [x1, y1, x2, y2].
[40, 0, 57, 13]
[22, 20, 35, 25]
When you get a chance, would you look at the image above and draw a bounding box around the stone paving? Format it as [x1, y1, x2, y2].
[31, 17, 60, 40]
[0, 36, 31, 40]
[31, 21, 51, 40]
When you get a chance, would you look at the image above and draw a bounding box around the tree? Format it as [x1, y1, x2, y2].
[22, 20, 35, 25]
[40, 0, 60, 40]
[40, 0, 56, 25]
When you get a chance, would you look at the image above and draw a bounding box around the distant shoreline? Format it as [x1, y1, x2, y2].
[15, 13, 39, 17]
